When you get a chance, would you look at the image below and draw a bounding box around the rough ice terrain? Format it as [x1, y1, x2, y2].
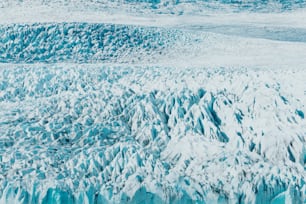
[0, 1, 305, 204]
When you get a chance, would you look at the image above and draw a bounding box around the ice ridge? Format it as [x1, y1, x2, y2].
[0, 65, 305, 203]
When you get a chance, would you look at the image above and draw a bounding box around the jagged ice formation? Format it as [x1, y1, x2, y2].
[0, 1, 305, 204]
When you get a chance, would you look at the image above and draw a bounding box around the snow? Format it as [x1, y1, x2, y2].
[0, 0, 305, 203]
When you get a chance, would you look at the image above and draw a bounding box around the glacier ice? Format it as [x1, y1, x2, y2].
[0, 65, 305, 203]
[0, 23, 185, 64]
[0, 0, 306, 203]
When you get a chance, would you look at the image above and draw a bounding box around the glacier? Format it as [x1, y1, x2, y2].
[0, 1, 305, 204]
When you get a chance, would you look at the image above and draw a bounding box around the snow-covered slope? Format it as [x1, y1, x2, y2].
[0, 1, 305, 204]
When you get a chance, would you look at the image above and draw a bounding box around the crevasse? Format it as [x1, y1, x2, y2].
[0, 65, 305, 203]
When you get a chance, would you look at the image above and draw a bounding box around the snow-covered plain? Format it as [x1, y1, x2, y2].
[0, 1, 305, 204]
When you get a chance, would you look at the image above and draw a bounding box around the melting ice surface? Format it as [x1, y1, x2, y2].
[0, 1, 306, 204]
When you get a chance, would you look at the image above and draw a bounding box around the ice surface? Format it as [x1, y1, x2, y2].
[0, 65, 305, 203]
[0, 23, 184, 64]
[0, 0, 305, 204]
[1, 23, 306, 68]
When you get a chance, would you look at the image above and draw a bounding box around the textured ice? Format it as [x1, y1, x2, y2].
[0, 23, 184, 63]
[0, 65, 305, 203]
[1, 0, 306, 14]
[0, 0, 306, 204]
